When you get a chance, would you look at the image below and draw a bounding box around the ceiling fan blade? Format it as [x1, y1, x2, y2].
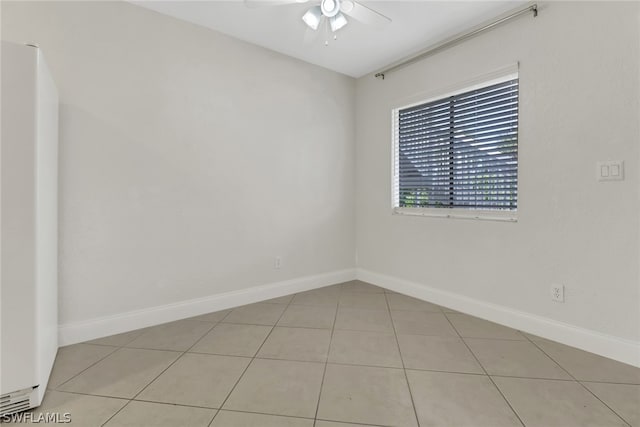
[341, 0, 391, 27]
[244, 0, 304, 8]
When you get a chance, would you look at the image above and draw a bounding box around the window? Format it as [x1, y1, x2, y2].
[392, 74, 519, 221]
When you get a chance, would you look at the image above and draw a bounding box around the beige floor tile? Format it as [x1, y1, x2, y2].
[334, 307, 393, 332]
[223, 303, 287, 325]
[224, 358, 324, 418]
[124, 319, 213, 351]
[534, 340, 640, 384]
[86, 329, 147, 347]
[407, 370, 521, 427]
[265, 295, 295, 304]
[583, 382, 640, 426]
[190, 323, 272, 357]
[104, 401, 215, 427]
[210, 411, 314, 426]
[494, 376, 627, 427]
[391, 311, 458, 336]
[58, 348, 180, 398]
[315, 422, 379, 427]
[188, 309, 232, 323]
[397, 335, 483, 374]
[291, 289, 341, 307]
[328, 330, 402, 368]
[338, 293, 388, 310]
[9, 390, 127, 426]
[386, 294, 442, 312]
[257, 327, 331, 362]
[522, 332, 550, 342]
[48, 344, 118, 388]
[317, 364, 417, 427]
[446, 313, 525, 340]
[137, 353, 250, 408]
[277, 305, 337, 329]
[340, 281, 385, 293]
[319, 284, 343, 292]
[466, 339, 571, 380]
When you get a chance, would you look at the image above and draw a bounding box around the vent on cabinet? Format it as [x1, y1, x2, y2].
[0, 386, 37, 416]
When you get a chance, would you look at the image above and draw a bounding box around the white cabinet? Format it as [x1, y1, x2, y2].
[1, 41, 59, 415]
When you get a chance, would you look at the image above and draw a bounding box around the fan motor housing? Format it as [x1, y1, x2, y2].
[321, 0, 340, 17]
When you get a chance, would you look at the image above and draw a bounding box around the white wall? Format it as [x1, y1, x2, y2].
[2, 1, 355, 326]
[355, 2, 640, 343]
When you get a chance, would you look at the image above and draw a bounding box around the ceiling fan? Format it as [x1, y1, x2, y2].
[244, 0, 391, 36]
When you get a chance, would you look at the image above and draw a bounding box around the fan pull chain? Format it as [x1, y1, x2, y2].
[324, 19, 330, 46]
[323, 19, 338, 46]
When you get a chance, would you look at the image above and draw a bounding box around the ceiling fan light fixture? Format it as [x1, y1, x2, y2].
[320, 0, 340, 18]
[302, 6, 322, 30]
[330, 13, 348, 32]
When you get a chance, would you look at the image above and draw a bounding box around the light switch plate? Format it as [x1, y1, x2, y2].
[597, 160, 624, 181]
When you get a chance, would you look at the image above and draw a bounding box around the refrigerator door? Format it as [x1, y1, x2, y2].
[0, 41, 58, 415]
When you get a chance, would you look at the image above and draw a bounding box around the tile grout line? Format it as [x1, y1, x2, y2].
[52, 345, 121, 391]
[130, 399, 316, 421]
[441, 311, 526, 427]
[128, 397, 226, 411]
[315, 417, 397, 427]
[216, 408, 312, 423]
[311, 287, 342, 427]
[384, 292, 422, 427]
[485, 373, 583, 382]
[45, 389, 131, 401]
[206, 293, 299, 426]
[99, 316, 224, 427]
[569, 378, 640, 386]
[258, 357, 394, 370]
[219, 321, 337, 330]
[77, 342, 135, 349]
[522, 335, 633, 427]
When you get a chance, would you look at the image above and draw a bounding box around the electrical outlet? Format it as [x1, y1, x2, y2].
[274, 256, 281, 269]
[550, 284, 564, 303]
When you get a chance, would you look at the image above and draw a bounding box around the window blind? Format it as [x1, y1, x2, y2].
[394, 78, 519, 211]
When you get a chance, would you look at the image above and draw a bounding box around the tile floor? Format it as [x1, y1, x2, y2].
[7, 281, 640, 426]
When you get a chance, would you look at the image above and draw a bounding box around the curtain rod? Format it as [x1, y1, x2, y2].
[374, 3, 538, 80]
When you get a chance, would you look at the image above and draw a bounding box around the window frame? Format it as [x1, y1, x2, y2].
[391, 67, 519, 222]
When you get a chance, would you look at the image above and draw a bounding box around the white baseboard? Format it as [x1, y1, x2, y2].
[58, 268, 357, 346]
[357, 268, 640, 368]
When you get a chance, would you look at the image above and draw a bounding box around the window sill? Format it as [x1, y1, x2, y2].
[392, 207, 517, 223]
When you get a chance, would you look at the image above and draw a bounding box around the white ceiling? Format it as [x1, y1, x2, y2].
[132, 1, 526, 78]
